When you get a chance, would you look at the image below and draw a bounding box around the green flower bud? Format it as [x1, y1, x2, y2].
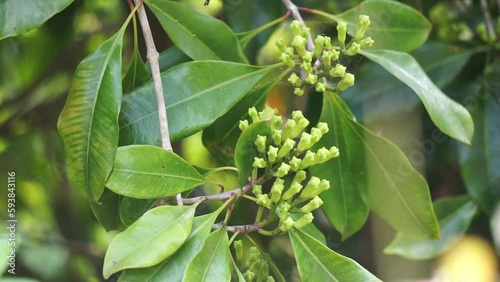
[300, 61, 313, 74]
[302, 51, 313, 63]
[293, 170, 307, 184]
[276, 162, 291, 178]
[257, 193, 272, 207]
[279, 52, 295, 68]
[360, 37, 374, 47]
[337, 73, 355, 91]
[329, 146, 340, 158]
[289, 156, 302, 171]
[297, 132, 312, 152]
[271, 115, 283, 130]
[317, 122, 329, 135]
[301, 27, 310, 39]
[239, 120, 249, 132]
[329, 63, 346, 78]
[315, 147, 331, 163]
[281, 119, 296, 141]
[288, 73, 302, 87]
[337, 22, 347, 48]
[305, 73, 317, 85]
[292, 111, 304, 121]
[253, 157, 267, 168]
[291, 118, 309, 140]
[284, 47, 295, 57]
[267, 145, 278, 164]
[275, 38, 286, 52]
[294, 212, 314, 229]
[299, 196, 324, 213]
[277, 202, 291, 220]
[313, 35, 326, 56]
[294, 87, 304, 96]
[299, 150, 317, 169]
[234, 240, 244, 261]
[272, 129, 282, 145]
[290, 20, 302, 37]
[255, 135, 267, 153]
[324, 36, 333, 50]
[345, 42, 361, 56]
[280, 217, 295, 231]
[281, 181, 302, 201]
[267, 276, 275, 282]
[354, 15, 370, 41]
[322, 50, 333, 67]
[331, 49, 340, 61]
[291, 36, 307, 57]
[259, 259, 269, 280]
[248, 107, 260, 123]
[252, 184, 263, 196]
[270, 178, 285, 203]
[299, 178, 330, 200]
[277, 138, 296, 158]
[244, 270, 255, 282]
[310, 128, 322, 143]
[315, 82, 326, 93]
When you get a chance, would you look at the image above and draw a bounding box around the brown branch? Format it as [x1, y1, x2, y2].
[180, 180, 255, 204]
[280, 0, 314, 52]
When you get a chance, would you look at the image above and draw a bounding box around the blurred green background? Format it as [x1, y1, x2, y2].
[1, 0, 498, 281]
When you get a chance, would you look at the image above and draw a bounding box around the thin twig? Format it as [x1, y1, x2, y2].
[280, 0, 314, 52]
[479, 0, 495, 38]
[213, 222, 261, 233]
[133, 0, 173, 152]
[180, 180, 255, 204]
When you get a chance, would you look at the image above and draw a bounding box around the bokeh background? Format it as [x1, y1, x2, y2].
[1, 0, 498, 281]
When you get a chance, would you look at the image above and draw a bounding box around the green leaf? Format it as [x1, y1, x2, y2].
[119, 197, 156, 226]
[313, 0, 431, 52]
[309, 95, 369, 240]
[236, 14, 287, 50]
[289, 228, 381, 281]
[343, 43, 477, 122]
[385, 195, 478, 260]
[360, 49, 474, 145]
[118, 206, 225, 282]
[0, 0, 74, 40]
[119, 61, 277, 146]
[183, 227, 231, 282]
[246, 234, 286, 282]
[234, 122, 272, 186]
[106, 145, 209, 199]
[122, 44, 150, 93]
[89, 188, 123, 231]
[458, 86, 500, 214]
[103, 205, 197, 279]
[154, 46, 191, 73]
[145, 0, 247, 63]
[231, 253, 247, 282]
[325, 92, 440, 240]
[57, 25, 126, 201]
[202, 76, 283, 165]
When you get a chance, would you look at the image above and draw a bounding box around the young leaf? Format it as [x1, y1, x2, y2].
[119, 197, 156, 226]
[58, 24, 126, 201]
[289, 228, 381, 281]
[385, 195, 478, 260]
[119, 208, 224, 282]
[103, 205, 197, 279]
[106, 145, 209, 199]
[325, 92, 440, 240]
[361, 49, 474, 145]
[234, 121, 272, 186]
[120, 62, 277, 146]
[145, 0, 247, 63]
[312, 0, 431, 52]
[89, 188, 123, 231]
[309, 94, 369, 240]
[0, 0, 74, 39]
[183, 227, 231, 282]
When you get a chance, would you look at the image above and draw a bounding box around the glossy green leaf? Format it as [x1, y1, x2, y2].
[103, 205, 197, 279]
[89, 188, 123, 231]
[0, 0, 74, 39]
[106, 145, 209, 199]
[289, 228, 381, 281]
[236, 14, 287, 50]
[385, 195, 478, 260]
[309, 94, 369, 240]
[458, 86, 500, 214]
[122, 43, 150, 93]
[325, 92, 440, 240]
[145, 0, 247, 63]
[119, 61, 277, 146]
[119, 206, 225, 282]
[119, 197, 156, 226]
[313, 0, 430, 52]
[343, 43, 477, 122]
[154, 46, 191, 73]
[202, 75, 284, 165]
[57, 25, 126, 201]
[183, 227, 231, 282]
[234, 122, 272, 186]
[361, 49, 474, 145]
[246, 234, 286, 282]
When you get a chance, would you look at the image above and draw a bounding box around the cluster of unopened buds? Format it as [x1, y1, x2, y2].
[239, 107, 339, 232]
[233, 242, 275, 282]
[277, 16, 374, 95]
